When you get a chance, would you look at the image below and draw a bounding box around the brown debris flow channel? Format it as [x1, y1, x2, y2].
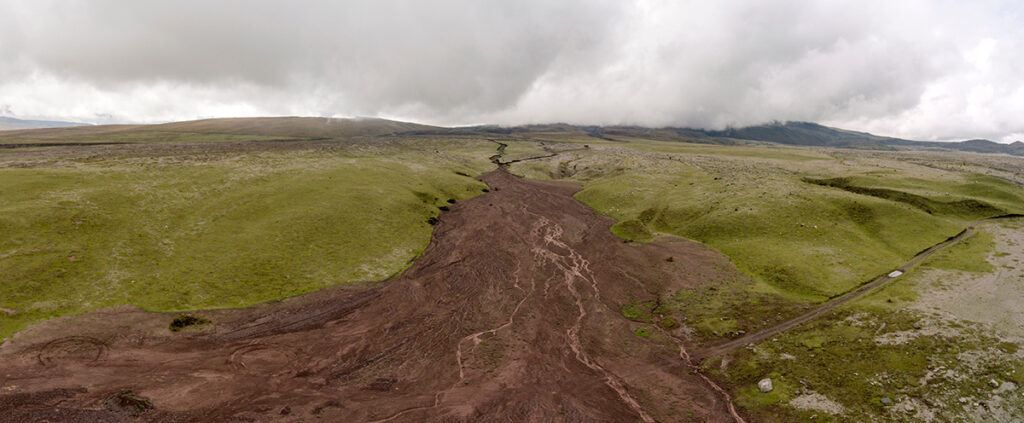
[0, 167, 747, 422]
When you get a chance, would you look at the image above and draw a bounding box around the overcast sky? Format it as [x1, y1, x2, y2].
[1, 0, 1023, 142]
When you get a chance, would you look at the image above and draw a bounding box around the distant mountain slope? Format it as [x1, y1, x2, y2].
[3, 116, 1020, 156]
[0, 117, 438, 145]
[707, 121, 899, 147]
[0, 116, 90, 130]
[705, 121, 1024, 156]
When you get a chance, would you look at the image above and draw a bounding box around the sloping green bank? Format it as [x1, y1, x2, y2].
[512, 140, 1024, 300]
[0, 139, 495, 340]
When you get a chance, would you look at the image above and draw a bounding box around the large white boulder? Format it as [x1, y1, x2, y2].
[758, 378, 774, 393]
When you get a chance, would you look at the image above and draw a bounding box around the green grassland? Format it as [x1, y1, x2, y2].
[711, 223, 1023, 422]
[0, 137, 497, 339]
[510, 139, 1024, 301]
[707, 307, 1023, 422]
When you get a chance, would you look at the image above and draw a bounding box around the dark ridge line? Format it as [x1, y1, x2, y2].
[803, 177, 1006, 218]
[0, 142, 132, 149]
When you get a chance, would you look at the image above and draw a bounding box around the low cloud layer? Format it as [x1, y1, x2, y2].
[1, 0, 1022, 142]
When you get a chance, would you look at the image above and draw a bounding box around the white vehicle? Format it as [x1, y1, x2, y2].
[888, 270, 903, 278]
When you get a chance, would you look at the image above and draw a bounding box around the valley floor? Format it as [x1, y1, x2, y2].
[0, 166, 746, 422]
[2, 129, 1023, 422]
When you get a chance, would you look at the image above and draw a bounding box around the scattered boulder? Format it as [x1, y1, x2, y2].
[989, 379, 1000, 388]
[880, 397, 892, 405]
[758, 378, 773, 393]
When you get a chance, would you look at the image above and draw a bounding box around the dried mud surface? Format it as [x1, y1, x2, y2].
[0, 168, 745, 422]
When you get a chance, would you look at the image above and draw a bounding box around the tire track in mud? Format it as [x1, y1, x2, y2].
[35, 336, 108, 367]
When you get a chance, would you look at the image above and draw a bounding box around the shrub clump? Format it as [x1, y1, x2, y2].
[659, 316, 680, 329]
[105, 390, 154, 415]
[621, 300, 656, 322]
[169, 314, 210, 332]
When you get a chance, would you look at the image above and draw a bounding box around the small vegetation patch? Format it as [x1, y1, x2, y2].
[669, 281, 805, 343]
[169, 314, 210, 332]
[620, 300, 656, 322]
[659, 316, 680, 329]
[610, 219, 653, 243]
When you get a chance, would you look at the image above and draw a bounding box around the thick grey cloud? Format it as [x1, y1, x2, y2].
[1, 0, 1022, 141]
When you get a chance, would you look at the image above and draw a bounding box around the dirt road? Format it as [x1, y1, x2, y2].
[694, 215, 1022, 361]
[0, 166, 748, 422]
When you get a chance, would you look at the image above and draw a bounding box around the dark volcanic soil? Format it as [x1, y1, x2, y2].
[0, 168, 746, 422]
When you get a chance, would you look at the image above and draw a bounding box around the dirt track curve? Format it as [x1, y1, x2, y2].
[0, 162, 749, 422]
[694, 215, 1023, 361]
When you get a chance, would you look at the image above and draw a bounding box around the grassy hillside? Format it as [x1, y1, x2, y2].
[510, 138, 1024, 300]
[0, 137, 496, 339]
